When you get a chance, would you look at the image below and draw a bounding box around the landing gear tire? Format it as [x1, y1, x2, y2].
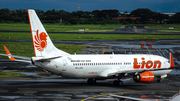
[113, 80, 123, 86]
[87, 78, 96, 85]
[113, 80, 119, 86]
[157, 76, 162, 83]
[157, 78, 162, 83]
[119, 81, 123, 86]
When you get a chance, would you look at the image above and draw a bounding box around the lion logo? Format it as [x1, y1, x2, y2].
[34, 30, 48, 52]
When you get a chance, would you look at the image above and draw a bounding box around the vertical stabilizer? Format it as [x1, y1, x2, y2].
[27, 9, 69, 57]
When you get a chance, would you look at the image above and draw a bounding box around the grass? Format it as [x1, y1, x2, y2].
[0, 32, 31, 40]
[0, 23, 30, 31]
[0, 32, 180, 41]
[0, 23, 122, 32]
[0, 42, 86, 59]
[1, 23, 180, 33]
[145, 24, 180, 29]
[51, 33, 180, 40]
[0, 32, 32, 40]
[0, 71, 26, 77]
[0, 42, 34, 59]
[0, 23, 179, 59]
[158, 30, 180, 32]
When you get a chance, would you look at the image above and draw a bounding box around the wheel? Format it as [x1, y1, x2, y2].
[113, 80, 119, 86]
[87, 78, 96, 85]
[157, 76, 162, 83]
[120, 98, 126, 101]
[157, 78, 162, 83]
[113, 80, 123, 86]
[119, 81, 123, 86]
[87, 78, 93, 84]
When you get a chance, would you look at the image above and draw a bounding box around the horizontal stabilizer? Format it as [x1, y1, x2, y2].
[0, 53, 31, 61]
[0, 46, 31, 63]
[2, 46, 31, 60]
[32, 56, 62, 62]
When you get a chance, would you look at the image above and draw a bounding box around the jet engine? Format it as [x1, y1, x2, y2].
[133, 71, 154, 83]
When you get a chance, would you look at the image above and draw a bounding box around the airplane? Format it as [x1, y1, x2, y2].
[0, 9, 175, 86]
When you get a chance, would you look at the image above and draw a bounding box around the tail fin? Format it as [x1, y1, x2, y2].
[27, 9, 69, 57]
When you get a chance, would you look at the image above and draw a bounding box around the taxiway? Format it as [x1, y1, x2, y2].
[0, 39, 180, 101]
[0, 71, 180, 101]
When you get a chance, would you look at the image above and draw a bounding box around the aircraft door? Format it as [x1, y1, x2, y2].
[121, 61, 125, 69]
[62, 59, 68, 71]
[119, 61, 125, 71]
[76, 67, 84, 77]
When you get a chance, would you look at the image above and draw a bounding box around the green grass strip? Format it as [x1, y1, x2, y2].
[158, 30, 180, 32]
[1, 32, 180, 41]
[0, 23, 122, 32]
[0, 71, 26, 77]
[0, 42, 86, 59]
[145, 24, 180, 29]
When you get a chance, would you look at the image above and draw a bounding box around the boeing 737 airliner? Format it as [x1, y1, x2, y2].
[0, 9, 175, 86]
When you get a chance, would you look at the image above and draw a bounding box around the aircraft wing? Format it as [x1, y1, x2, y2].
[107, 69, 145, 78]
[106, 67, 174, 79]
[0, 46, 31, 63]
[98, 68, 145, 78]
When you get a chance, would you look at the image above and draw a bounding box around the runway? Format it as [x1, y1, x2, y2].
[0, 39, 180, 101]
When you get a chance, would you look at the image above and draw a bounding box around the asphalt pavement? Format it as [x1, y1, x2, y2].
[0, 39, 180, 101]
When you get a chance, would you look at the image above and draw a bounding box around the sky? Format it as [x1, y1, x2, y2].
[0, 0, 180, 13]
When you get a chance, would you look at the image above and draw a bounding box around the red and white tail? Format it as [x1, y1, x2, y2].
[27, 9, 69, 57]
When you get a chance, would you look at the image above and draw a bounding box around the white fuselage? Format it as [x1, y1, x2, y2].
[33, 54, 171, 79]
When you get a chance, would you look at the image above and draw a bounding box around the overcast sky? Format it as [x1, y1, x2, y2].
[0, 0, 180, 13]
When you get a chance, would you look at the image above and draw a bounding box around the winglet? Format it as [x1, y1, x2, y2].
[170, 52, 174, 69]
[3, 46, 16, 61]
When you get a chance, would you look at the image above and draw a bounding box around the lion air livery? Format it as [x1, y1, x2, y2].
[0, 9, 175, 86]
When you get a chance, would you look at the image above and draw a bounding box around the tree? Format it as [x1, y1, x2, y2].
[169, 13, 180, 24]
[130, 8, 155, 23]
[0, 8, 179, 24]
[0, 8, 11, 22]
[151, 13, 169, 24]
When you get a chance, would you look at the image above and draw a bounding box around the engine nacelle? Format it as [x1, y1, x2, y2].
[133, 71, 154, 83]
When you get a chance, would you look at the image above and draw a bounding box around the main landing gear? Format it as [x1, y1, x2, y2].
[87, 78, 123, 86]
[87, 78, 96, 85]
[113, 79, 123, 86]
[157, 76, 162, 83]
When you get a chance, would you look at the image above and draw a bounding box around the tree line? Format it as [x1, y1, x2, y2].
[0, 8, 180, 24]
